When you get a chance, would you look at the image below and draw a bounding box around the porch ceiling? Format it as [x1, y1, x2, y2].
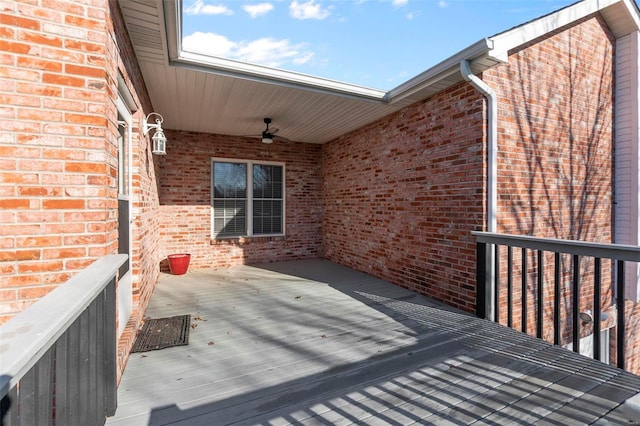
[117, 0, 498, 144]
[118, 0, 640, 144]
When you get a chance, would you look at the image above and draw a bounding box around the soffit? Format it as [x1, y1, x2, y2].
[119, 0, 640, 145]
[118, 0, 493, 144]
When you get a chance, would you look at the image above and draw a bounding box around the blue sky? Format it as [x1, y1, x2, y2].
[181, 0, 616, 90]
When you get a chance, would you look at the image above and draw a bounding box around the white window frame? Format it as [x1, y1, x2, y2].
[211, 158, 286, 239]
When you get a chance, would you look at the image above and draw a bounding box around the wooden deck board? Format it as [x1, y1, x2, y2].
[106, 260, 640, 425]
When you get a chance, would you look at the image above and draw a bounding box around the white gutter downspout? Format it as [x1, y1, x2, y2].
[460, 59, 498, 321]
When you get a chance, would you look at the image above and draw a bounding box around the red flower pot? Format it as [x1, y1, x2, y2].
[167, 253, 191, 275]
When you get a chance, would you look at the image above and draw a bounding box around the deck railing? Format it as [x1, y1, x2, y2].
[473, 231, 640, 370]
[0, 254, 127, 425]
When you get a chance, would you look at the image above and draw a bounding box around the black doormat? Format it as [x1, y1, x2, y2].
[131, 315, 191, 353]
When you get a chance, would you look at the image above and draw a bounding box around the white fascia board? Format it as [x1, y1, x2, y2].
[165, 0, 500, 104]
[165, 1, 386, 102]
[174, 50, 388, 101]
[386, 38, 498, 103]
[489, 0, 637, 60]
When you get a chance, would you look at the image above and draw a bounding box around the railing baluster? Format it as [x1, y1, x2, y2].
[494, 244, 500, 323]
[593, 258, 601, 361]
[105, 278, 118, 416]
[554, 252, 561, 345]
[522, 247, 527, 334]
[537, 250, 544, 339]
[471, 231, 640, 371]
[617, 260, 625, 369]
[572, 254, 580, 354]
[508, 246, 513, 328]
[476, 241, 487, 319]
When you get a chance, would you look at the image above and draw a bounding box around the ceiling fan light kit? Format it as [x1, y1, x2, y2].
[262, 118, 274, 144]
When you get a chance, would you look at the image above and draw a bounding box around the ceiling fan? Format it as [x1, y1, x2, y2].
[248, 118, 288, 144]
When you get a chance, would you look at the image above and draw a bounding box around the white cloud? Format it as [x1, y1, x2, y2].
[184, 0, 233, 15]
[242, 3, 274, 18]
[438, 0, 449, 8]
[289, 0, 332, 20]
[182, 31, 314, 68]
[182, 32, 236, 56]
[392, 0, 408, 7]
[405, 10, 421, 20]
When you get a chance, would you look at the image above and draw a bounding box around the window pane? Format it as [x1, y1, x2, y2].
[253, 164, 282, 200]
[214, 162, 246, 199]
[253, 200, 282, 235]
[213, 200, 246, 237]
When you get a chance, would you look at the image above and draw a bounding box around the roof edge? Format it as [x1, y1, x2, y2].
[386, 38, 497, 103]
[165, 0, 640, 107]
[166, 0, 502, 104]
[489, 0, 640, 59]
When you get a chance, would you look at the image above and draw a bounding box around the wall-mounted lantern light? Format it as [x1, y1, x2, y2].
[143, 112, 167, 155]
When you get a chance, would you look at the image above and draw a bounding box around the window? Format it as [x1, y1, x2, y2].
[212, 159, 285, 238]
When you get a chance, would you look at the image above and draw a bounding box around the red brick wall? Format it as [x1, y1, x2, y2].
[482, 15, 639, 371]
[0, 0, 119, 323]
[157, 130, 323, 269]
[322, 82, 486, 312]
[0, 0, 162, 377]
[487, 15, 614, 243]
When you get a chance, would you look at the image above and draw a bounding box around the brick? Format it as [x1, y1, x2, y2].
[42, 199, 85, 209]
[16, 236, 61, 248]
[64, 39, 103, 53]
[0, 224, 41, 236]
[18, 261, 62, 274]
[18, 186, 63, 196]
[17, 56, 63, 72]
[0, 249, 40, 261]
[17, 285, 56, 299]
[65, 15, 103, 31]
[0, 172, 38, 184]
[0, 39, 33, 54]
[0, 199, 30, 209]
[42, 247, 85, 259]
[42, 72, 85, 87]
[65, 161, 107, 174]
[0, 13, 39, 30]
[65, 113, 106, 127]
[18, 30, 63, 47]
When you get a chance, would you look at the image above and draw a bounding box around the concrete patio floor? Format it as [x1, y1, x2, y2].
[106, 259, 640, 425]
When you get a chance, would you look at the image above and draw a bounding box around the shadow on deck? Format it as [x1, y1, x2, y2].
[107, 260, 640, 425]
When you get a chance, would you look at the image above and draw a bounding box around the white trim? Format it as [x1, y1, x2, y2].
[163, 0, 640, 106]
[116, 92, 134, 336]
[388, 39, 497, 102]
[490, 0, 639, 60]
[211, 158, 286, 239]
[117, 74, 138, 112]
[177, 50, 387, 101]
[614, 31, 640, 301]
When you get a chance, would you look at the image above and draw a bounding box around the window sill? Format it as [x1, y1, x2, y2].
[210, 235, 287, 245]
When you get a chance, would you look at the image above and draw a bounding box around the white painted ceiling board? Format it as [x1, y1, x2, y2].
[118, 0, 640, 145]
